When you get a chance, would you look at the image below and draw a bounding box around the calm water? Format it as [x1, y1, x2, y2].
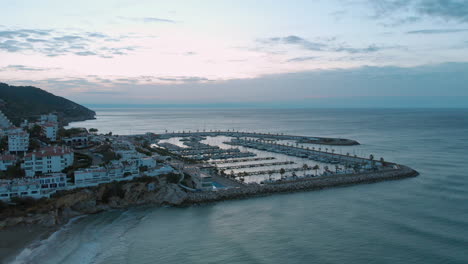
[13, 108, 468, 264]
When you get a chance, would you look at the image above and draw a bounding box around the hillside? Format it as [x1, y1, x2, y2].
[0, 83, 95, 125]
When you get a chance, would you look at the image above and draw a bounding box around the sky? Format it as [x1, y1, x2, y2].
[0, 0, 468, 107]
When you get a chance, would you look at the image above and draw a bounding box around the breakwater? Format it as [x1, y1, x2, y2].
[158, 131, 360, 146]
[184, 165, 419, 204]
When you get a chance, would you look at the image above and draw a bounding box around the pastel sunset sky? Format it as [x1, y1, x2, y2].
[1, 0, 468, 107]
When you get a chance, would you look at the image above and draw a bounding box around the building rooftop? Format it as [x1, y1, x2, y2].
[25, 146, 73, 158]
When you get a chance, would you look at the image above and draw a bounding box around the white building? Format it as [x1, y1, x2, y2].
[0, 173, 67, 201]
[63, 134, 89, 148]
[36, 173, 67, 190]
[22, 146, 74, 177]
[74, 166, 108, 187]
[0, 179, 42, 200]
[0, 154, 17, 171]
[41, 122, 58, 141]
[40, 113, 58, 123]
[8, 127, 29, 153]
[183, 166, 213, 190]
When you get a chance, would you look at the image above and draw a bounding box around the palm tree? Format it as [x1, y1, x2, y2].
[302, 164, 309, 176]
[279, 168, 286, 179]
[312, 165, 319, 176]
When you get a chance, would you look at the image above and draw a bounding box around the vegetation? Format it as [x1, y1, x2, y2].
[62, 152, 93, 181]
[94, 144, 120, 163]
[27, 124, 42, 138]
[58, 127, 87, 138]
[0, 136, 8, 152]
[89, 128, 98, 133]
[0, 82, 95, 125]
[0, 162, 25, 179]
[29, 138, 41, 151]
[166, 173, 181, 184]
[135, 147, 152, 156]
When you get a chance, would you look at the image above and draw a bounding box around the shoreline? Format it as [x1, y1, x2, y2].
[0, 165, 418, 262]
[0, 224, 56, 263]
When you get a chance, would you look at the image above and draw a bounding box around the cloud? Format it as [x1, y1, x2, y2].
[368, 0, 468, 25]
[119, 16, 176, 23]
[7, 62, 468, 108]
[157, 76, 213, 82]
[74, 51, 97, 56]
[260, 35, 326, 51]
[286, 56, 319, 62]
[142, 17, 176, 23]
[0, 27, 140, 58]
[259, 35, 398, 54]
[0, 64, 59, 72]
[406, 28, 468, 34]
[332, 44, 396, 53]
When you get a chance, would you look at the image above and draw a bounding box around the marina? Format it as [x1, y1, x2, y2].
[155, 131, 391, 187]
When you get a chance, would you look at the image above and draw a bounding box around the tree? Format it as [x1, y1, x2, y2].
[279, 168, 286, 179]
[29, 124, 42, 138]
[89, 128, 98, 133]
[369, 154, 374, 161]
[312, 165, 320, 176]
[29, 138, 41, 151]
[302, 164, 309, 176]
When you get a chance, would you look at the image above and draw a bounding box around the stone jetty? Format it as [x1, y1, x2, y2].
[184, 165, 418, 205]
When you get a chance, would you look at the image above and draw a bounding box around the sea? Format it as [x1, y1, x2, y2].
[9, 108, 468, 264]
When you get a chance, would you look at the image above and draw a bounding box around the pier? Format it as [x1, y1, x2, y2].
[229, 167, 313, 177]
[208, 157, 276, 164]
[158, 130, 359, 146]
[217, 161, 294, 170]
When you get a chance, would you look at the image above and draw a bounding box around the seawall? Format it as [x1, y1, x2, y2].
[184, 165, 419, 204]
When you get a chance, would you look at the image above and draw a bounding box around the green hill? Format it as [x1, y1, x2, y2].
[0, 82, 95, 125]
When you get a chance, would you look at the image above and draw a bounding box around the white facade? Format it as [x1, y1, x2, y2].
[74, 166, 108, 187]
[41, 122, 58, 141]
[36, 173, 67, 191]
[23, 146, 74, 177]
[0, 180, 42, 200]
[8, 127, 29, 153]
[0, 173, 67, 201]
[40, 113, 58, 123]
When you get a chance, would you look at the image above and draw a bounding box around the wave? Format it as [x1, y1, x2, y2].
[9, 215, 87, 264]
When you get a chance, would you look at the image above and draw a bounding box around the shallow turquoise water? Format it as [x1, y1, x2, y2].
[13, 108, 468, 264]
